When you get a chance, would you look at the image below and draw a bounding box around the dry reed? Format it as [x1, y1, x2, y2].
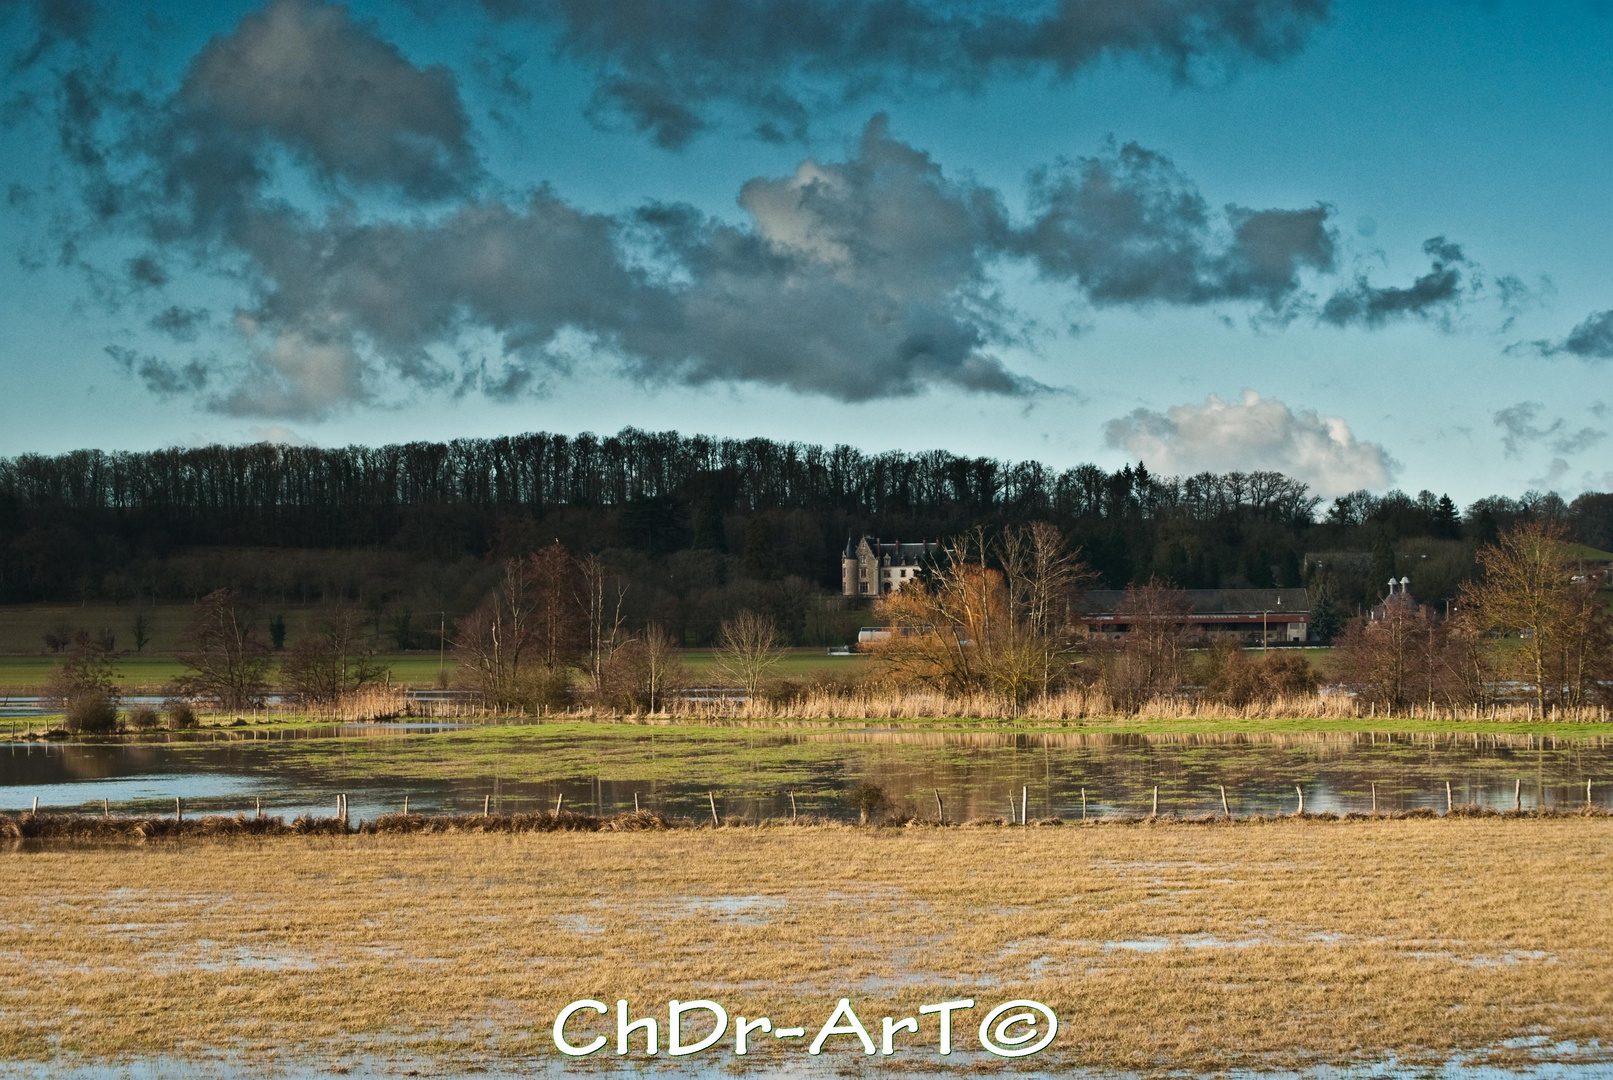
[0, 819, 1609, 1074]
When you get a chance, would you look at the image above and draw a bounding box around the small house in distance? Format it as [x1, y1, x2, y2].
[1075, 588, 1311, 645]
[841, 537, 946, 597]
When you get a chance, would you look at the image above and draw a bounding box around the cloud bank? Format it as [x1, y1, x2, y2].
[1104, 390, 1397, 496]
[17, 0, 1500, 420]
[43, 0, 1353, 417]
[477, 0, 1332, 147]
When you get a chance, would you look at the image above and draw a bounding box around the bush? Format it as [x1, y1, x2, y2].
[128, 703, 161, 730]
[64, 693, 118, 734]
[165, 699, 198, 729]
[1203, 640, 1318, 706]
[847, 781, 889, 825]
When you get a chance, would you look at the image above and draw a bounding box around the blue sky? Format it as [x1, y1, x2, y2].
[0, 0, 1609, 503]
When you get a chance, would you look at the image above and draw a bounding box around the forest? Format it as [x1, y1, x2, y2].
[1, 428, 1610, 647]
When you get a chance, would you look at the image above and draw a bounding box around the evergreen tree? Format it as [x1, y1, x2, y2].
[741, 516, 778, 580]
[692, 501, 727, 552]
[1433, 494, 1461, 539]
[1279, 549, 1303, 588]
[1309, 586, 1341, 644]
[1367, 529, 1396, 607]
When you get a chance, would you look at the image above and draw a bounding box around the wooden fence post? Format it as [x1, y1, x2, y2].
[1446, 781, 1453, 815]
[484, 794, 490, 817]
[709, 791, 720, 827]
[403, 795, 409, 816]
[932, 789, 942, 824]
[1151, 786, 1159, 818]
[1371, 782, 1377, 815]
[793, 791, 800, 822]
[634, 792, 640, 813]
[1514, 779, 1520, 813]
[554, 793, 563, 816]
[1295, 786, 1303, 815]
[1220, 785, 1229, 818]
[1022, 785, 1028, 826]
[1081, 788, 1087, 822]
[176, 796, 182, 823]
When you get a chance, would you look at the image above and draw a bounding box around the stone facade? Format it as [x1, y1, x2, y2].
[841, 537, 945, 597]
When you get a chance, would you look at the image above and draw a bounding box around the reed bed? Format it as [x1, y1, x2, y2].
[4, 803, 1608, 843]
[612, 688, 1611, 724]
[9, 685, 1607, 739]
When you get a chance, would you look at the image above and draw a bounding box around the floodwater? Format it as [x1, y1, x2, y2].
[1, 725, 1609, 824]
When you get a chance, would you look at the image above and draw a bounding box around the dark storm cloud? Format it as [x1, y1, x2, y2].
[1530, 309, 1613, 361]
[1018, 140, 1334, 307]
[32, 3, 1414, 417]
[476, 0, 1330, 147]
[201, 117, 1033, 413]
[178, 0, 478, 199]
[1319, 236, 1469, 328]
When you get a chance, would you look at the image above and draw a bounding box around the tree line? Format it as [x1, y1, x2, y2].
[35, 515, 1609, 731]
[1, 428, 1610, 614]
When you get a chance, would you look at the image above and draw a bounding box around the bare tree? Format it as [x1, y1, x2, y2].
[45, 630, 121, 731]
[455, 559, 543, 712]
[1004, 520, 1094, 696]
[1460, 520, 1612, 711]
[1331, 601, 1430, 711]
[714, 610, 784, 700]
[871, 522, 1093, 704]
[1100, 580, 1198, 712]
[282, 605, 386, 708]
[454, 548, 586, 713]
[577, 553, 628, 693]
[173, 589, 271, 711]
[596, 623, 688, 713]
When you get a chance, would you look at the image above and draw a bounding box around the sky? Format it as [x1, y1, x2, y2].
[0, 0, 1610, 504]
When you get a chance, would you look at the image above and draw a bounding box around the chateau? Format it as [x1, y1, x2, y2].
[841, 537, 946, 597]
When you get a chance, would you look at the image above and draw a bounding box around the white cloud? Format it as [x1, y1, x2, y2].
[1103, 390, 1397, 497]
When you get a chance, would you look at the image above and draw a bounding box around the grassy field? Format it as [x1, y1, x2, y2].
[0, 647, 863, 691]
[0, 819, 1608, 1074]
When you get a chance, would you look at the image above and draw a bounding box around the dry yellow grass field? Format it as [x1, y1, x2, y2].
[1, 819, 1610, 1075]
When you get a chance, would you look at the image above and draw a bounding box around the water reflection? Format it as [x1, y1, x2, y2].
[1, 727, 1608, 824]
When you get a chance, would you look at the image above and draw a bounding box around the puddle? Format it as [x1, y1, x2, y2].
[668, 895, 784, 926]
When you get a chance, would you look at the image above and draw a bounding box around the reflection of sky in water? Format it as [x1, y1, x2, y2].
[0, 729, 1609, 823]
[0, 774, 265, 810]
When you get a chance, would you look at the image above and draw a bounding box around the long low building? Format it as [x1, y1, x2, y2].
[1074, 588, 1311, 644]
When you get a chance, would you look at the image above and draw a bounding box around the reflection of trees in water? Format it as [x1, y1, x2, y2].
[5, 730, 1610, 820]
[0, 741, 170, 784]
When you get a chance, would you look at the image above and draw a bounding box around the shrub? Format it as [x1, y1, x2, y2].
[128, 703, 161, 730]
[848, 781, 889, 825]
[65, 693, 118, 734]
[165, 699, 198, 729]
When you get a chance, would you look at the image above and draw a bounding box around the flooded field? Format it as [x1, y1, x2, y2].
[2, 724, 1609, 823]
